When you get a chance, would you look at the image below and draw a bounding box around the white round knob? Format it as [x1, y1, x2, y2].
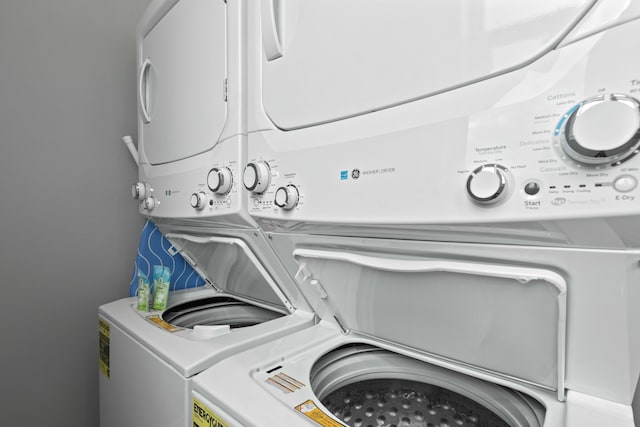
[243, 161, 271, 194]
[562, 94, 640, 165]
[274, 185, 299, 210]
[466, 164, 508, 204]
[142, 196, 156, 211]
[207, 167, 233, 195]
[132, 182, 146, 200]
[190, 192, 207, 210]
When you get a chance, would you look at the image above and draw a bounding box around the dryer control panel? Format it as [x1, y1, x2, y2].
[245, 19, 640, 227]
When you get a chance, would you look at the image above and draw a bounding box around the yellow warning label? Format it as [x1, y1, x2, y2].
[192, 397, 229, 427]
[147, 314, 182, 332]
[296, 400, 345, 427]
[98, 319, 110, 378]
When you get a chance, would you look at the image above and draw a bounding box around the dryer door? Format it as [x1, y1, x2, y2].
[139, 0, 227, 165]
[259, 0, 593, 130]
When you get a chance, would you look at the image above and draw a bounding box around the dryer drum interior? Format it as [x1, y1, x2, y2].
[311, 345, 545, 427]
[161, 296, 284, 329]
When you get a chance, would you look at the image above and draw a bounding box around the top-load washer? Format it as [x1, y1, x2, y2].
[243, 0, 640, 249]
[130, 0, 253, 226]
[99, 226, 314, 427]
[191, 233, 640, 427]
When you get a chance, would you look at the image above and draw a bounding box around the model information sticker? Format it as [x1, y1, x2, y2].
[98, 319, 110, 378]
[296, 400, 345, 427]
[192, 397, 228, 427]
[146, 314, 182, 332]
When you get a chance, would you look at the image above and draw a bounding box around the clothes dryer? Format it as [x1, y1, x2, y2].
[243, 0, 640, 248]
[98, 228, 313, 427]
[130, 0, 252, 226]
[192, 234, 640, 426]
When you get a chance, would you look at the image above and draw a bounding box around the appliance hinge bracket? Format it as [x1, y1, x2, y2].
[223, 78, 228, 102]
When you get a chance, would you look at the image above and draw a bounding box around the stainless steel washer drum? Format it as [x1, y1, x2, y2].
[161, 296, 284, 329]
[311, 345, 545, 427]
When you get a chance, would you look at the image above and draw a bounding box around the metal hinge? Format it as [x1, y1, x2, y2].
[223, 78, 228, 102]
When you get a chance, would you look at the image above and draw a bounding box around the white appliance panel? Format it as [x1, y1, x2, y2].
[133, 0, 251, 222]
[268, 232, 640, 405]
[246, 17, 640, 247]
[259, 0, 594, 130]
[99, 318, 188, 427]
[192, 321, 637, 426]
[140, 0, 226, 165]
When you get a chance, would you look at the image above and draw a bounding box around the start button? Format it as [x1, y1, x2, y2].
[613, 175, 637, 193]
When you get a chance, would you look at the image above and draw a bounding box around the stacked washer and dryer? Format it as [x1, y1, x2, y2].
[190, 1, 640, 427]
[98, 1, 314, 426]
[99, 0, 640, 426]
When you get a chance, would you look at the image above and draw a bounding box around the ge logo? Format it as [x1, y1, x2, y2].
[351, 169, 360, 179]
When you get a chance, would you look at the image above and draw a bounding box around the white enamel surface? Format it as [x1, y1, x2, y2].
[140, 0, 226, 165]
[193, 321, 637, 426]
[99, 291, 314, 427]
[559, 0, 640, 46]
[134, 0, 251, 223]
[572, 100, 640, 151]
[268, 234, 640, 405]
[246, 18, 640, 247]
[259, 0, 593, 130]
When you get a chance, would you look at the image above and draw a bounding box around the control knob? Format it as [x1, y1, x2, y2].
[142, 196, 156, 211]
[243, 161, 271, 194]
[274, 185, 299, 210]
[561, 94, 640, 166]
[190, 192, 207, 210]
[466, 164, 508, 204]
[131, 182, 146, 200]
[207, 167, 233, 195]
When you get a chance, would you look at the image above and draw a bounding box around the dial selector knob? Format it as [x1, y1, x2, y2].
[190, 192, 207, 210]
[142, 196, 156, 211]
[466, 164, 508, 204]
[274, 185, 299, 210]
[207, 167, 233, 194]
[132, 182, 146, 200]
[562, 94, 640, 165]
[243, 161, 271, 194]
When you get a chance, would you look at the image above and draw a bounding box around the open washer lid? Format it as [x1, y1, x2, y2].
[165, 233, 294, 313]
[293, 248, 567, 400]
[260, 0, 595, 130]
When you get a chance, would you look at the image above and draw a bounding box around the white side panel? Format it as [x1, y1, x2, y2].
[140, 0, 226, 165]
[259, 0, 593, 130]
[99, 317, 188, 427]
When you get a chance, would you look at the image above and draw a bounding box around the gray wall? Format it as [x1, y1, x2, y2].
[0, 1, 149, 425]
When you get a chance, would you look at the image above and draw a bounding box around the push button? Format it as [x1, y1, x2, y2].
[524, 182, 540, 196]
[613, 175, 637, 193]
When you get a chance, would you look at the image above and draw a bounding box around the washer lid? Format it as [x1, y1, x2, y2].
[260, 0, 594, 130]
[293, 248, 567, 399]
[165, 234, 294, 312]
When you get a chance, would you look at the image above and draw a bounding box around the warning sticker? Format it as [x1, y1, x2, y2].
[296, 400, 345, 427]
[192, 397, 229, 427]
[146, 314, 183, 332]
[98, 319, 110, 378]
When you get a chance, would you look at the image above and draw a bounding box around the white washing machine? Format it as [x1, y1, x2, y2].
[98, 228, 314, 427]
[192, 234, 640, 426]
[242, 0, 640, 248]
[130, 0, 253, 226]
